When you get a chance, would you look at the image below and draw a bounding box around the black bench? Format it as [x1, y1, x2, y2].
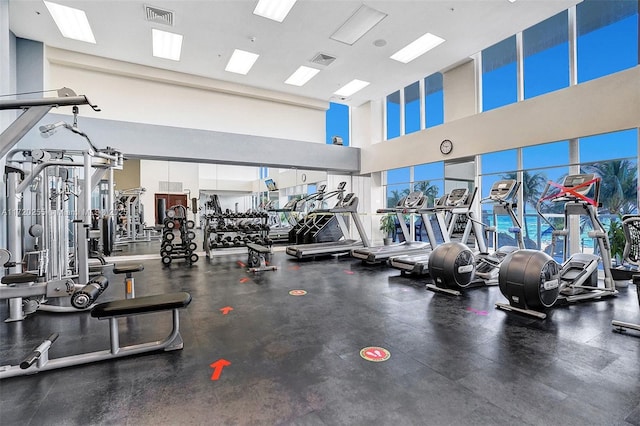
[0, 292, 193, 380]
[92, 292, 190, 318]
[246, 243, 277, 273]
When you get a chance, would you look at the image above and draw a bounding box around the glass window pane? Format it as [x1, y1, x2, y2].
[580, 128, 638, 162]
[522, 140, 569, 170]
[386, 184, 411, 207]
[518, 166, 569, 256]
[387, 167, 410, 184]
[577, 0, 639, 83]
[414, 162, 444, 181]
[413, 180, 443, 206]
[424, 73, 443, 128]
[386, 90, 401, 140]
[404, 81, 420, 135]
[325, 102, 350, 146]
[523, 11, 569, 99]
[581, 159, 638, 216]
[481, 149, 518, 175]
[482, 36, 517, 111]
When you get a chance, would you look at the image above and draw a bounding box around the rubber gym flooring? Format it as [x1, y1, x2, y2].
[1, 245, 640, 426]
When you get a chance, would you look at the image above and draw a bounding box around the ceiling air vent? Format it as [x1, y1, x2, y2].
[310, 53, 337, 67]
[145, 5, 174, 26]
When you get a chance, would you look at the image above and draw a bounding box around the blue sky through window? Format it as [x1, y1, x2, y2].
[325, 102, 349, 146]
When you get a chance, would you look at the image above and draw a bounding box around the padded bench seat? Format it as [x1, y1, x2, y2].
[1, 272, 39, 285]
[113, 264, 144, 275]
[91, 292, 192, 319]
[246, 243, 270, 253]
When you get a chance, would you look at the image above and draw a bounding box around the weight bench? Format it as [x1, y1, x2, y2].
[246, 242, 277, 273]
[0, 292, 192, 379]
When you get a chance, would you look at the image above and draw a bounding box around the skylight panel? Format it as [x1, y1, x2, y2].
[44, 1, 96, 44]
[334, 79, 370, 97]
[152, 29, 183, 61]
[285, 66, 320, 86]
[390, 33, 445, 64]
[225, 49, 260, 75]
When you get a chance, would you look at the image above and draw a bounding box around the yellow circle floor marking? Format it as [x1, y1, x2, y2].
[289, 290, 307, 296]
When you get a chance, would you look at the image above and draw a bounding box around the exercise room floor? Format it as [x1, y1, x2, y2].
[1, 247, 640, 425]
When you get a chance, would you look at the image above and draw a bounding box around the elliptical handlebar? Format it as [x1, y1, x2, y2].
[536, 174, 601, 231]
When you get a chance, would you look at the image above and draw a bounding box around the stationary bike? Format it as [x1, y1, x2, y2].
[496, 174, 617, 319]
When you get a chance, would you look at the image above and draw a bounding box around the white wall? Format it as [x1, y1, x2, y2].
[46, 48, 327, 144]
[444, 60, 477, 122]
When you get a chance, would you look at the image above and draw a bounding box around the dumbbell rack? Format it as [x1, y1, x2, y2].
[204, 212, 271, 257]
[160, 206, 199, 266]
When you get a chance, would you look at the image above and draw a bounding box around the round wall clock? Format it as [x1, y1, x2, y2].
[440, 139, 453, 155]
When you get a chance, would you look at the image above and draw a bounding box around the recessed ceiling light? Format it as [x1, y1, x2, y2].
[253, 0, 297, 22]
[285, 66, 320, 86]
[152, 29, 183, 61]
[331, 5, 387, 46]
[390, 32, 445, 64]
[508, 0, 517, 3]
[225, 49, 260, 75]
[44, 1, 96, 44]
[334, 79, 370, 97]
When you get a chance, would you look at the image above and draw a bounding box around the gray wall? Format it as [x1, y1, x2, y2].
[17, 113, 361, 173]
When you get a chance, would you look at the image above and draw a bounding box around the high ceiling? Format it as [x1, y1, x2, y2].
[8, 0, 580, 107]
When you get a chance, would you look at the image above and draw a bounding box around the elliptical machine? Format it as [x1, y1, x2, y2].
[471, 179, 525, 285]
[496, 173, 617, 319]
[611, 215, 640, 333]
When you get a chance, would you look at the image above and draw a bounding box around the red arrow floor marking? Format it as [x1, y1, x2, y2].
[288, 265, 301, 271]
[466, 307, 488, 316]
[210, 359, 231, 381]
[220, 306, 233, 315]
[343, 270, 355, 275]
[237, 261, 246, 267]
[239, 277, 250, 283]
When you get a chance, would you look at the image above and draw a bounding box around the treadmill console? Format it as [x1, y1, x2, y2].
[283, 199, 298, 209]
[337, 181, 347, 190]
[447, 188, 469, 206]
[335, 192, 355, 206]
[489, 180, 517, 201]
[434, 194, 448, 207]
[403, 191, 425, 209]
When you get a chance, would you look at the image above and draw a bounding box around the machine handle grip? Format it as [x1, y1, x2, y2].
[19, 333, 59, 369]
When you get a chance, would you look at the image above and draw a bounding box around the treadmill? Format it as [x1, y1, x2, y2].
[351, 191, 430, 263]
[389, 188, 469, 275]
[285, 192, 370, 259]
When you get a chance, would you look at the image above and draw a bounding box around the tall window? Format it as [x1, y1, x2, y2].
[325, 102, 350, 146]
[414, 162, 444, 204]
[386, 90, 401, 140]
[404, 81, 420, 135]
[523, 11, 569, 99]
[424, 73, 444, 128]
[580, 129, 638, 217]
[577, 0, 639, 83]
[482, 35, 517, 112]
[386, 167, 411, 207]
